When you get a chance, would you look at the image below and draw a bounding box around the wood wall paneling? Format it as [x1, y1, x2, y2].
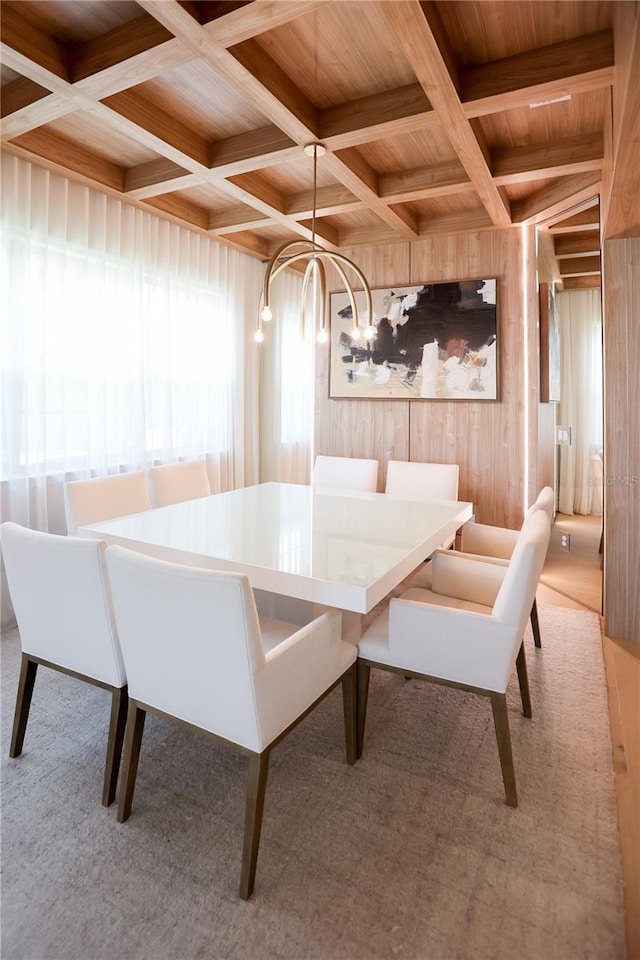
[537, 403, 557, 500]
[314, 227, 540, 530]
[603, 237, 640, 643]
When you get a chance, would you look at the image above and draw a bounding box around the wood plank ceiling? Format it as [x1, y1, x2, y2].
[1, 0, 611, 289]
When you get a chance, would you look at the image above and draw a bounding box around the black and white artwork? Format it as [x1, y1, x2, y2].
[329, 279, 498, 400]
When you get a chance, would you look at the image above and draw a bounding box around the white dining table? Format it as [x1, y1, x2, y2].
[79, 481, 472, 633]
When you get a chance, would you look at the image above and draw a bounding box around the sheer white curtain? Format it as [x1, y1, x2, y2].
[1, 156, 262, 539]
[557, 288, 603, 515]
[259, 268, 313, 483]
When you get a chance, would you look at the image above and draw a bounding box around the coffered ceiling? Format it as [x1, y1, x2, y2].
[1, 0, 611, 288]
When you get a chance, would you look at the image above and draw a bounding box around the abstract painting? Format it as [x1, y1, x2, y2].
[329, 279, 498, 400]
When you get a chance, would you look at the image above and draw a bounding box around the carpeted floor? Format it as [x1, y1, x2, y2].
[1, 606, 625, 960]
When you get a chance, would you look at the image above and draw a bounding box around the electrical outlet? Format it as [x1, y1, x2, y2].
[560, 531, 571, 551]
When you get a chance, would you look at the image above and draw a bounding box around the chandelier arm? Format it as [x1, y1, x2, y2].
[326, 253, 374, 333]
[315, 258, 328, 339]
[262, 240, 325, 309]
[257, 240, 374, 349]
[300, 258, 316, 338]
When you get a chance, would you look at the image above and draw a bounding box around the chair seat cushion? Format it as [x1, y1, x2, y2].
[258, 617, 300, 654]
[399, 586, 492, 615]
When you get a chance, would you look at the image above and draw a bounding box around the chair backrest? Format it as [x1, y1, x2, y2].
[0, 522, 125, 687]
[148, 459, 211, 508]
[105, 545, 267, 749]
[312, 455, 378, 492]
[526, 485, 555, 521]
[64, 471, 152, 534]
[385, 460, 459, 501]
[492, 510, 551, 635]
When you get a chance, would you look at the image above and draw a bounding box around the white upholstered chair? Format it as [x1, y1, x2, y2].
[148, 458, 211, 507]
[312, 455, 379, 493]
[64, 471, 152, 535]
[385, 460, 459, 502]
[386, 459, 460, 552]
[458, 486, 555, 648]
[357, 509, 551, 807]
[105, 545, 357, 900]
[1, 522, 127, 806]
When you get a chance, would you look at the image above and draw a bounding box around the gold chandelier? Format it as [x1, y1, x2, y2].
[255, 143, 374, 344]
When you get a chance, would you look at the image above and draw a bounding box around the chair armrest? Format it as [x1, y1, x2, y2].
[431, 550, 507, 607]
[387, 597, 518, 693]
[254, 610, 356, 749]
[460, 521, 519, 559]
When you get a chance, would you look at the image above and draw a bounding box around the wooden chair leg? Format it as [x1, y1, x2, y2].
[490, 693, 518, 808]
[530, 596, 542, 648]
[516, 643, 532, 719]
[239, 751, 270, 900]
[117, 702, 146, 823]
[341, 663, 357, 765]
[356, 660, 371, 760]
[10, 654, 38, 758]
[102, 685, 129, 807]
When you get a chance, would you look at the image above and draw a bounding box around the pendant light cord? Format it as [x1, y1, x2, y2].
[311, 145, 317, 247]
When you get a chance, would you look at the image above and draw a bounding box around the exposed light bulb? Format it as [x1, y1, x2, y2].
[351, 327, 361, 340]
[254, 329, 264, 343]
[364, 325, 375, 341]
[317, 328, 328, 344]
[260, 305, 272, 323]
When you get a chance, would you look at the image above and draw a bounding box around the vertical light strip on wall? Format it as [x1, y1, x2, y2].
[522, 223, 531, 516]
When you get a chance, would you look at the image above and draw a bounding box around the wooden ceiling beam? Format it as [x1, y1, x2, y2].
[0, 6, 192, 128]
[209, 207, 277, 234]
[143, 193, 210, 230]
[71, 14, 175, 83]
[297, 218, 340, 248]
[1, 75, 49, 116]
[227, 171, 286, 214]
[138, 1, 320, 142]
[2, 0, 308, 136]
[338, 225, 402, 247]
[101, 89, 210, 168]
[286, 184, 363, 218]
[511, 172, 601, 224]
[211, 228, 271, 259]
[227, 39, 319, 139]
[418, 208, 495, 237]
[10, 128, 124, 191]
[380, 0, 511, 228]
[492, 132, 604, 185]
[320, 83, 437, 148]
[124, 159, 202, 198]
[326, 148, 420, 238]
[462, 30, 614, 118]
[379, 161, 472, 203]
[208, 126, 299, 177]
[0, 4, 70, 81]
[561, 275, 602, 290]
[549, 207, 601, 233]
[200, 0, 332, 48]
[558, 255, 601, 276]
[554, 231, 601, 258]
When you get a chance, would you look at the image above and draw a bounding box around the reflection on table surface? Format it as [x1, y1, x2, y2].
[80, 482, 473, 613]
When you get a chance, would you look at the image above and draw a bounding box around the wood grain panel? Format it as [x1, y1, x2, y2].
[314, 227, 540, 529]
[537, 403, 556, 497]
[603, 237, 640, 643]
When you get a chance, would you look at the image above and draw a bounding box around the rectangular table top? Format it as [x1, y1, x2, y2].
[79, 481, 473, 614]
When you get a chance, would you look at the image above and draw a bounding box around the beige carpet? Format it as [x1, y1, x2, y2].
[1, 606, 624, 960]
